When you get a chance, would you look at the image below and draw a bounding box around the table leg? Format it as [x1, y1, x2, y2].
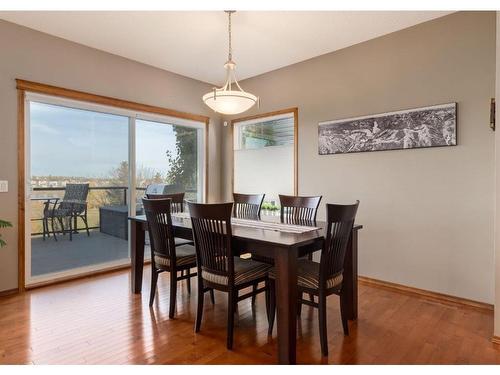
[343, 229, 359, 320]
[274, 247, 298, 365]
[130, 220, 145, 294]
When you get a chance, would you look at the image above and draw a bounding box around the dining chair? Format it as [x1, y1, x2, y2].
[232, 193, 265, 219]
[146, 191, 193, 247]
[146, 192, 185, 213]
[232, 193, 270, 304]
[142, 197, 206, 318]
[268, 200, 360, 356]
[279, 194, 322, 223]
[279, 194, 322, 265]
[188, 201, 272, 350]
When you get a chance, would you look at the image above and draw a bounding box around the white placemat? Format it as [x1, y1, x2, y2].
[172, 212, 319, 233]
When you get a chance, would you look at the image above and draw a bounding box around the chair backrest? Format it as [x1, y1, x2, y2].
[142, 198, 176, 264]
[60, 183, 89, 213]
[232, 193, 265, 219]
[279, 194, 322, 223]
[146, 192, 185, 213]
[188, 202, 234, 282]
[320, 201, 360, 286]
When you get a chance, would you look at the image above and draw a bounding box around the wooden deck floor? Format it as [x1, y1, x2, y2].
[30, 230, 129, 276]
[0, 267, 499, 365]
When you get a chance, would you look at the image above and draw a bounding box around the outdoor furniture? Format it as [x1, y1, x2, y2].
[31, 196, 59, 240]
[100, 205, 129, 240]
[44, 183, 90, 241]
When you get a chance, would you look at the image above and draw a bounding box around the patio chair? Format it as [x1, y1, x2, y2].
[45, 183, 90, 241]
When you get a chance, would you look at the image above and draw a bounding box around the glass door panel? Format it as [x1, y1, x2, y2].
[27, 101, 130, 282]
[135, 118, 202, 206]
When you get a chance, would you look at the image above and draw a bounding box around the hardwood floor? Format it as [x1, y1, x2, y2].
[0, 267, 499, 365]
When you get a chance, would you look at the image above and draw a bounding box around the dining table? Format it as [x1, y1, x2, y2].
[128, 212, 362, 364]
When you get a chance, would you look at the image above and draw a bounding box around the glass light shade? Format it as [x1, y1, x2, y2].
[202, 90, 257, 115]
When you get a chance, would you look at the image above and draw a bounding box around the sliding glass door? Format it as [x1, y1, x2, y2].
[25, 93, 206, 286]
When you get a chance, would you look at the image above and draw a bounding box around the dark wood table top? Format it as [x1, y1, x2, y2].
[129, 214, 362, 248]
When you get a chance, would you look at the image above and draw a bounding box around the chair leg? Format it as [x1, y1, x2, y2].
[42, 218, 47, 240]
[318, 292, 328, 356]
[51, 218, 58, 241]
[149, 269, 159, 306]
[186, 268, 191, 294]
[82, 213, 90, 236]
[264, 279, 270, 323]
[195, 278, 204, 332]
[59, 217, 66, 237]
[251, 283, 258, 305]
[169, 271, 177, 319]
[308, 252, 315, 302]
[268, 279, 276, 335]
[227, 290, 235, 350]
[340, 289, 349, 336]
[297, 292, 303, 317]
[209, 288, 215, 304]
[69, 216, 73, 241]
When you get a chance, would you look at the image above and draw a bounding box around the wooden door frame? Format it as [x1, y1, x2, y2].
[230, 107, 299, 197]
[16, 79, 210, 292]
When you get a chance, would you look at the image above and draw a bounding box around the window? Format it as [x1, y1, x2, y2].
[232, 110, 297, 207]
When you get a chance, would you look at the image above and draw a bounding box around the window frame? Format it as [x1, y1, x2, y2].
[230, 107, 298, 197]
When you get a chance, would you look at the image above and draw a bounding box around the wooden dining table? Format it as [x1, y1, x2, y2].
[129, 213, 362, 364]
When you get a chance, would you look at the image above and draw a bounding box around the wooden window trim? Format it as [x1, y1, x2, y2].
[230, 107, 299, 196]
[16, 79, 210, 291]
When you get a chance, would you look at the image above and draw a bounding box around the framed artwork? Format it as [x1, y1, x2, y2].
[318, 103, 457, 155]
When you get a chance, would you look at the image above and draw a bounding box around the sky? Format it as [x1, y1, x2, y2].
[30, 101, 186, 179]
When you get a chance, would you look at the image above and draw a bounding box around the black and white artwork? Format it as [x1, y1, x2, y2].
[318, 103, 457, 155]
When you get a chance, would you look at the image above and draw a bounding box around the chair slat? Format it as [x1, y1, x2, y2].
[233, 193, 265, 219]
[279, 194, 322, 224]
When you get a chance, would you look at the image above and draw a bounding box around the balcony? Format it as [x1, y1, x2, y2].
[29, 186, 197, 279]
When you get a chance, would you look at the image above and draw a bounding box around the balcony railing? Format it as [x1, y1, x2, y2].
[30, 186, 197, 236]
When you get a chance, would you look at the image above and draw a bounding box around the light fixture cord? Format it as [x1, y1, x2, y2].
[228, 11, 232, 61]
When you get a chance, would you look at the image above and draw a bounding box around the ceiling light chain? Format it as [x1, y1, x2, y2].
[227, 10, 233, 61]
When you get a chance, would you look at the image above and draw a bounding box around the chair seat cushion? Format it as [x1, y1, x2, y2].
[270, 259, 343, 290]
[174, 237, 194, 246]
[154, 244, 196, 268]
[202, 257, 271, 286]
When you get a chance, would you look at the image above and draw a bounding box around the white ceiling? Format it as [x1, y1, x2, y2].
[0, 11, 453, 85]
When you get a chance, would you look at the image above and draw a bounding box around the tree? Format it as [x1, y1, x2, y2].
[106, 160, 129, 205]
[165, 127, 198, 191]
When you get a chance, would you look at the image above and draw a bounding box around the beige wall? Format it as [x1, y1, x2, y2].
[0, 20, 222, 292]
[222, 12, 496, 303]
[494, 11, 500, 337]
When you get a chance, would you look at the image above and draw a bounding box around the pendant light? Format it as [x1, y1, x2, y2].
[202, 11, 258, 115]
